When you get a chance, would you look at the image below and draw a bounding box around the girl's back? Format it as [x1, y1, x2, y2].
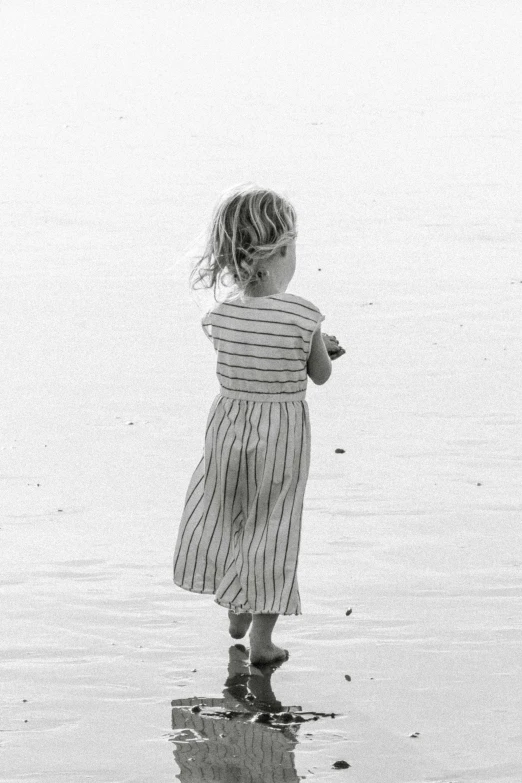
[202, 293, 324, 402]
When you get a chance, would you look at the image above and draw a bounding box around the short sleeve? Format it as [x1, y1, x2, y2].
[311, 309, 325, 335]
[281, 293, 325, 358]
[291, 294, 324, 335]
[201, 312, 213, 342]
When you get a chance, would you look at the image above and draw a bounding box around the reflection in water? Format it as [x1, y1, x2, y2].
[170, 645, 307, 783]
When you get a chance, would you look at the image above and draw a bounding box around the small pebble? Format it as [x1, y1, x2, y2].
[335, 448, 345, 454]
[127, 421, 134, 425]
[409, 732, 420, 738]
[332, 760, 350, 769]
[477, 482, 482, 486]
[345, 607, 352, 616]
[191, 705, 201, 714]
[345, 674, 351, 681]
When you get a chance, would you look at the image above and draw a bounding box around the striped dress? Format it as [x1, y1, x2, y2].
[173, 292, 324, 615]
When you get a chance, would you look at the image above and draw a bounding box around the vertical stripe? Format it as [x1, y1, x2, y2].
[253, 403, 282, 609]
[201, 400, 241, 589]
[213, 412, 247, 591]
[269, 403, 291, 611]
[280, 403, 306, 613]
[181, 401, 230, 589]
[190, 400, 236, 590]
[172, 466, 204, 576]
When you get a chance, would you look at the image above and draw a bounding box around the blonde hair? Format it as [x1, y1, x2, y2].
[191, 184, 297, 295]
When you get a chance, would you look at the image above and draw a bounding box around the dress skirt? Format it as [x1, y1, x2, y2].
[173, 395, 311, 615]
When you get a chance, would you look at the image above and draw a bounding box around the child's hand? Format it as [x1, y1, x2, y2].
[322, 333, 346, 360]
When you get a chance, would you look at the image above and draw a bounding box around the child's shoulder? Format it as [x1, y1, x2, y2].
[272, 293, 325, 329]
[276, 292, 323, 316]
[206, 292, 324, 325]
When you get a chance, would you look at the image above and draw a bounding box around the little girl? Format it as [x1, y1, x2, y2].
[173, 185, 344, 665]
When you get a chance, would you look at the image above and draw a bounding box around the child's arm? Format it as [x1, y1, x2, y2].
[323, 332, 345, 360]
[308, 328, 345, 385]
[307, 326, 333, 385]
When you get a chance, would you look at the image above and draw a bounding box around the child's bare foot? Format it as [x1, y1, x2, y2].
[249, 642, 289, 666]
[248, 613, 287, 665]
[228, 611, 252, 639]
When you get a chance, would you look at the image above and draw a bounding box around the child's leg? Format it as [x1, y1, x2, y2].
[249, 614, 289, 665]
[228, 610, 252, 639]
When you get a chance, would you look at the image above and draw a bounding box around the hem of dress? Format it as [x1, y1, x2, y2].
[174, 581, 215, 595]
[174, 582, 302, 616]
[215, 597, 302, 616]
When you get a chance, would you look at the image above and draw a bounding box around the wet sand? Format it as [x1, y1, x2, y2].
[1, 2, 521, 781]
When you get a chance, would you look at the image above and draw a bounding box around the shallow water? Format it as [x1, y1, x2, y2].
[1, 1, 522, 781]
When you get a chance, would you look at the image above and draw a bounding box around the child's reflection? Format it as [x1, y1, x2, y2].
[170, 645, 303, 783]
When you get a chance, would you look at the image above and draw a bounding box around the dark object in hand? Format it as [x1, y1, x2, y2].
[323, 332, 346, 360]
